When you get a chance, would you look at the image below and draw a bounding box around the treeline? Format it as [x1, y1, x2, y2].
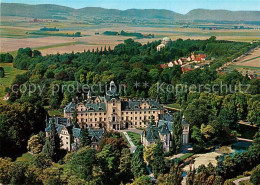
[103, 30, 155, 38]
[40, 27, 59, 31]
[0, 53, 13, 63]
[29, 31, 81, 37]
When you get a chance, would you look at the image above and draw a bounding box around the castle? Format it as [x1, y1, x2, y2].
[64, 81, 165, 130]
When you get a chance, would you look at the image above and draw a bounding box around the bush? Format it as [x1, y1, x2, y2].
[250, 164, 260, 185]
[0, 67, 4, 78]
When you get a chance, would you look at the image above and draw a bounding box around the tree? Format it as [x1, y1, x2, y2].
[152, 141, 166, 178]
[65, 146, 96, 181]
[0, 157, 12, 184]
[27, 135, 43, 154]
[131, 145, 147, 178]
[80, 127, 91, 147]
[33, 153, 52, 169]
[160, 164, 183, 185]
[118, 148, 133, 183]
[250, 164, 260, 185]
[43, 118, 60, 161]
[143, 144, 156, 165]
[96, 144, 119, 184]
[172, 113, 183, 154]
[132, 176, 153, 185]
[0, 67, 4, 78]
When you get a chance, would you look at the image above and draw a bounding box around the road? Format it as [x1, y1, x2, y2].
[233, 176, 251, 185]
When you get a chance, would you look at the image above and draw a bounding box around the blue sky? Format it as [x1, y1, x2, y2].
[2, 0, 260, 14]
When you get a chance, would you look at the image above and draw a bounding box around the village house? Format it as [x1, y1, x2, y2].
[64, 81, 165, 131]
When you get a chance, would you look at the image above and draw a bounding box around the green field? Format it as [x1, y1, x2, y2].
[0, 63, 26, 102]
[127, 131, 141, 145]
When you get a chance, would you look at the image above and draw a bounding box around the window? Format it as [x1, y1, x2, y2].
[66, 137, 68, 139]
[95, 113, 97, 116]
[90, 113, 92, 116]
[104, 113, 106, 115]
[104, 118, 106, 121]
[113, 109, 116, 113]
[99, 118, 102, 121]
[85, 113, 88, 116]
[95, 118, 97, 121]
[86, 119, 88, 122]
[99, 113, 101, 115]
[140, 117, 141, 120]
[135, 117, 137, 120]
[81, 114, 83, 116]
[90, 118, 92, 121]
[81, 118, 83, 122]
[66, 142, 68, 144]
[131, 112, 133, 114]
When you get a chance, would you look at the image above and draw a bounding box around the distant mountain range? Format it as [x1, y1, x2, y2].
[1, 3, 260, 22]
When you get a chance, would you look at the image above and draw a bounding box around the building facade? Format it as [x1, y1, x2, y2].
[64, 81, 165, 131]
[45, 117, 105, 151]
[141, 114, 190, 152]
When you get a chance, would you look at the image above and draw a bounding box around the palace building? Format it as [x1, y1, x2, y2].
[64, 81, 165, 131]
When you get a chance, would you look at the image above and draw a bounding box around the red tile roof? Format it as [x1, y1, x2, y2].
[160, 63, 168, 69]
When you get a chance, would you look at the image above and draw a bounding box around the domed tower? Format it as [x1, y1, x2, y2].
[162, 37, 172, 45]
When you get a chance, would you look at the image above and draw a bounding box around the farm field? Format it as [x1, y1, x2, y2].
[1, 16, 260, 56]
[234, 47, 260, 67]
[0, 63, 26, 102]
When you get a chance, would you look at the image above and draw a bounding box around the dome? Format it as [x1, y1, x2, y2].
[163, 37, 171, 42]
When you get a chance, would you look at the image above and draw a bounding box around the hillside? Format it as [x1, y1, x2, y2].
[1, 3, 260, 22]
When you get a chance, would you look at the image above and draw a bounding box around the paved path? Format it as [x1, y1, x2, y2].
[123, 132, 137, 153]
[237, 137, 253, 142]
[118, 128, 143, 134]
[233, 176, 250, 185]
[170, 153, 185, 160]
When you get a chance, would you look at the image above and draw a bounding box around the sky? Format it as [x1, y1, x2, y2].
[2, 0, 260, 14]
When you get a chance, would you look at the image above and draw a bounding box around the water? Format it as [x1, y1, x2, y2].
[231, 141, 252, 154]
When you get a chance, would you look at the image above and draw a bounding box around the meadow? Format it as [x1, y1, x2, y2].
[0, 63, 26, 102]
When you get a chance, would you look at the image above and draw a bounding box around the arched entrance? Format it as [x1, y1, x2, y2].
[125, 122, 129, 129]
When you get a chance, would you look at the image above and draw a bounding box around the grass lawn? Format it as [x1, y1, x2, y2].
[127, 131, 141, 146]
[164, 103, 181, 110]
[0, 63, 26, 102]
[16, 152, 35, 163]
[179, 153, 194, 161]
[45, 106, 64, 117]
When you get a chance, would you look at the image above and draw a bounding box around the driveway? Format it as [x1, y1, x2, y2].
[123, 131, 137, 153]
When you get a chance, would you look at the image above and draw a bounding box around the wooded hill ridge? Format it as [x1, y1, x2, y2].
[1, 3, 260, 22]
